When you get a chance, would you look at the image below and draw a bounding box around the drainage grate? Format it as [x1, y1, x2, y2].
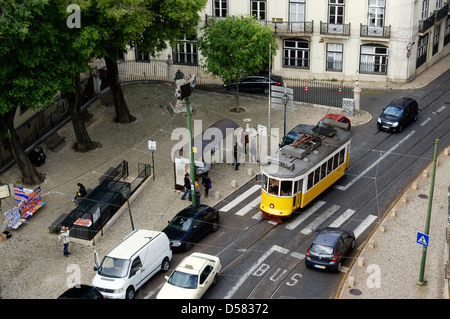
[418, 194, 428, 199]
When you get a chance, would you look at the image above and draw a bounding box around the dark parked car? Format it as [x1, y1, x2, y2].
[305, 227, 355, 272]
[224, 75, 282, 95]
[279, 124, 315, 148]
[377, 97, 418, 132]
[163, 204, 220, 252]
[58, 284, 104, 299]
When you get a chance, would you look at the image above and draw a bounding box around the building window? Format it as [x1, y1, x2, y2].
[135, 47, 150, 62]
[328, 0, 345, 25]
[326, 43, 343, 72]
[416, 34, 428, 68]
[251, 0, 266, 20]
[436, 0, 443, 9]
[421, 0, 429, 20]
[172, 37, 198, 65]
[433, 25, 440, 55]
[283, 39, 310, 69]
[290, 0, 305, 22]
[368, 0, 385, 29]
[444, 17, 450, 46]
[359, 44, 388, 75]
[214, 0, 228, 17]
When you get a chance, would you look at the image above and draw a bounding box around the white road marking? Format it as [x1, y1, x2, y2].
[220, 185, 260, 212]
[328, 209, 357, 228]
[335, 130, 415, 191]
[353, 214, 377, 238]
[236, 197, 260, 216]
[301, 204, 341, 235]
[224, 245, 303, 299]
[285, 201, 326, 230]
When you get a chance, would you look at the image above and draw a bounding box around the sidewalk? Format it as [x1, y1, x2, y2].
[338, 148, 450, 299]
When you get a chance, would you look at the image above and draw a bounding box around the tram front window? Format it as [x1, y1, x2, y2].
[280, 181, 292, 196]
[262, 175, 269, 192]
[268, 178, 279, 195]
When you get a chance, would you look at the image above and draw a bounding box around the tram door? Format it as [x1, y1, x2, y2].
[293, 179, 302, 210]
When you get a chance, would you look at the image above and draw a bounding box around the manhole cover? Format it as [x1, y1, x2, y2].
[349, 289, 362, 296]
[418, 194, 428, 199]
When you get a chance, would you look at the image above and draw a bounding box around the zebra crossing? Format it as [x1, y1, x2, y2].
[218, 184, 377, 239]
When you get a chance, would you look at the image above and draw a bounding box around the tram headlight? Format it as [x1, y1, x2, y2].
[270, 203, 274, 208]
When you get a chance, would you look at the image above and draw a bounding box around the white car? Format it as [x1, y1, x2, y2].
[157, 252, 221, 299]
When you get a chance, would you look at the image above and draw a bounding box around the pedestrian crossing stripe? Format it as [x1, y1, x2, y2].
[224, 184, 378, 239]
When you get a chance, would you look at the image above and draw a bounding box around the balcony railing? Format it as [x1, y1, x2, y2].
[204, 15, 313, 35]
[360, 24, 391, 39]
[320, 22, 351, 36]
[419, 3, 449, 33]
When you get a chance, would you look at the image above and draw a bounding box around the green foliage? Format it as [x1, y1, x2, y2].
[198, 15, 278, 85]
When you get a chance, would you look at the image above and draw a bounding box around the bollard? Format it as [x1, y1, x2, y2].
[348, 276, 355, 288]
[214, 191, 220, 200]
[368, 240, 375, 249]
[390, 208, 397, 218]
[357, 257, 365, 267]
[231, 180, 237, 188]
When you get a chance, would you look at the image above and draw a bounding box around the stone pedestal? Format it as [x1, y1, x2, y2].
[168, 79, 187, 114]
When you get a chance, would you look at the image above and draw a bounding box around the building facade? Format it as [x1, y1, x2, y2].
[132, 0, 449, 87]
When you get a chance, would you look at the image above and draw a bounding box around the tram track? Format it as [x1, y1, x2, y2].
[239, 111, 449, 300]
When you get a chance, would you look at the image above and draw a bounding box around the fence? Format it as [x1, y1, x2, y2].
[116, 59, 354, 109]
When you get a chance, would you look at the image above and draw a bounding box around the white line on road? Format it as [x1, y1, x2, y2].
[335, 130, 415, 191]
[224, 245, 303, 299]
[220, 185, 260, 212]
[353, 214, 377, 239]
[301, 204, 341, 235]
[328, 209, 357, 228]
[285, 201, 326, 230]
[236, 197, 261, 216]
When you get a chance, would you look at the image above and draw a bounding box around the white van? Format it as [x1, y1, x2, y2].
[92, 229, 172, 299]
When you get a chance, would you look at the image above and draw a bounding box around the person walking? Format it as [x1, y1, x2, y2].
[202, 172, 211, 198]
[181, 173, 192, 201]
[59, 226, 71, 257]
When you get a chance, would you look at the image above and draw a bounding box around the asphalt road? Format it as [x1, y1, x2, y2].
[139, 72, 450, 300]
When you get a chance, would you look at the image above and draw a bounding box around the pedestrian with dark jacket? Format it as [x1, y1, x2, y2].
[202, 172, 211, 198]
[181, 173, 192, 201]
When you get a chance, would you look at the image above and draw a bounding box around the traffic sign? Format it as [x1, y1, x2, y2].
[416, 232, 429, 247]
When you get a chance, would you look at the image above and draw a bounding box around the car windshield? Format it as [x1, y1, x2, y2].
[383, 105, 403, 118]
[98, 257, 130, 278]
[168, 216, 193, 232]
[168, 270, 198, 289]
[310, 243, 334, 255]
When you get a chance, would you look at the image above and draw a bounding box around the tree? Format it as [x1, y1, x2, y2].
[0, 0, 101, 184]
[198, 15, 278, 112]
[91, 0, 207, 123]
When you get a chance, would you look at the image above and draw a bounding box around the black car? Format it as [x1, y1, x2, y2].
[377, 97, 418, 132]
[224, 75, 282, 95]
[305, 227, 355, 272]
[58, 284, 104, 299]
[163, 204, 220, 252]
[279, 124, 315, 148]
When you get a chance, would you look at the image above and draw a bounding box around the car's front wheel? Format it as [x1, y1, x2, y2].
[212, 220, 220, 232]
[161, 257, 170, 272]
[126, 286, 135, 299]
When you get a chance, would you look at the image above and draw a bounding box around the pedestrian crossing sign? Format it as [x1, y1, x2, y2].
[416, 232, 429, 247]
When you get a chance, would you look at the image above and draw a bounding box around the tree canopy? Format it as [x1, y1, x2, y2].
[198, 15, 278, 110]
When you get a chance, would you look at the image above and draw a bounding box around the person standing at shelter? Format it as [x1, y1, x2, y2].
[202, 172, 211, 198]
[181, 173, 192, 201]
[60, 226, 71, 257]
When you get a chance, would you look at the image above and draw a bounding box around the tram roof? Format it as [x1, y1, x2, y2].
[263, 123, 352, 179]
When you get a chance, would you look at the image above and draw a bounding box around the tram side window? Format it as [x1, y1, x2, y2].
[320, 162, 327, 180]
[307, 172, 314, 190]
[314, 167, 321, 184]
[327, 157, 334, 174]
[333, 152, 339, 169]
[268, 178, 279, 195]
[280, 181, 292, 196]
[339, 148, 345, 165]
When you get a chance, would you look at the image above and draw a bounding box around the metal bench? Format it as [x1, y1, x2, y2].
[48, 213, 69, 233]
[44, 132, 65, 151]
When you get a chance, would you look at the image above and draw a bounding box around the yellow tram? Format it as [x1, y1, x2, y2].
[260, 119, 352, 223]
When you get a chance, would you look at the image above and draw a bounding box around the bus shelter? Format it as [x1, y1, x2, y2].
[61, 179, 130, 240]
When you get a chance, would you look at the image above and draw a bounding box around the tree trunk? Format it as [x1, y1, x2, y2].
[0, 108, 45, 185]
[104, 57, 136, 123]
[66, 74, 102, 152]
[234, 83, 241, 113]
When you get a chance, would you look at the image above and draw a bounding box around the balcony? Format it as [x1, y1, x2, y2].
[434, 3, 449, 22]
[360, 24, 391, 39]
[263, 20, 314, 36]
[419, 3, 449, 34]
[320, 22, 351, 36]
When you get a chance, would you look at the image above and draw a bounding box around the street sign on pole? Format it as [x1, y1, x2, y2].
[416, 232, 429, 247]
[271, 85, 293, 111]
